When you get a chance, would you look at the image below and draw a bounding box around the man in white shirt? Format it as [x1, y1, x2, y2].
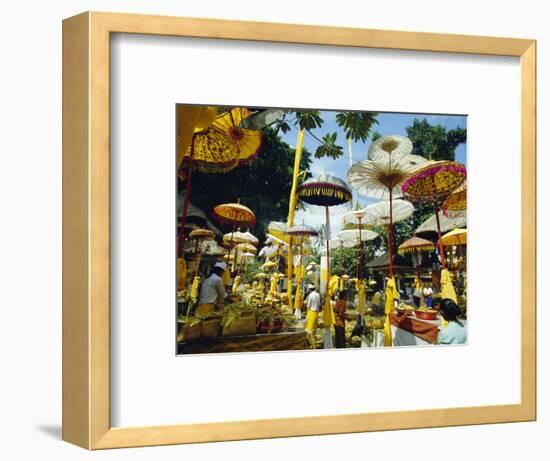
[304, 285, 321, 348]
[197, 261, 227, 315]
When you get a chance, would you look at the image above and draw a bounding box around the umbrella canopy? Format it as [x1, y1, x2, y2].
[188, 228, 216, 241]
[212, 108, 263, 166]
[441, 228, 467, 246]
[337, 228, 379, 242]
[402, 161, 467, 203]
[240, 231, 259, 246]
[286, 223, 319, 238]
[402, 161, 466, 269]
[201, 240, 225, 256]
[213, 202, 256, 227]
[181, 108, 262, 173]
[348, 156, 426, 200]
[415, 211, 467, 234]
[329, 238, 356, 249]
[362, 199, 415, 226]
[236, 242, 257, 254]
[443, 181, 467, 216]
[222, 230, 258, 246]
[297, 173, 352, 207]
[397, 236, 435, 254]
[368, 134, 413, 161]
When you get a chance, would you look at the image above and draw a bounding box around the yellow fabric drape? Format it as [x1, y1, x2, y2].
[294, 283, 303, 309]
[269, 273, 279, 294]
[339, 277, 345, 292]
[190, 275, 201, 301]
[328, 275, 339, 297]
[440, 268, 458, 329]
[286, 128, 306, 305]
[322, 295, 335, 327]
[177, 257, 187, 291]
[440, 269, 457, 303]
[232, 275, 241, 295]
[222, 269, 230, 287]
[384, 277, 398, 347]
[357, 280, 367, 315]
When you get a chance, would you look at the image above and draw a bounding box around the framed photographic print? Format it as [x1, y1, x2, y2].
[62, 11, 536, 449]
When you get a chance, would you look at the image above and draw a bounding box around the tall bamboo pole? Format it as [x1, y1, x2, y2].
[286, 128, 305, 304]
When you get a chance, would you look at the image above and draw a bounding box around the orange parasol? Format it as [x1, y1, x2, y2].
[213, 203, 256, 227]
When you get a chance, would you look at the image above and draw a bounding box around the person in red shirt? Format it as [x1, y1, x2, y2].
[333, 290, 348, 348]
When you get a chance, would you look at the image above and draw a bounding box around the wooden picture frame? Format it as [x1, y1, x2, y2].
[62, 11, 536, 449]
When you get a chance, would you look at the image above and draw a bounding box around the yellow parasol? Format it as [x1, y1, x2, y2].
[211, 108, 263, 166]
[177, 108, 261, 261]
[213, 203, 256, 227]
[441, 228, 467, 246]
[236, 242, 257, 254]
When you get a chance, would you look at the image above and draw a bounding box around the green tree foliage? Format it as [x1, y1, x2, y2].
[406, 118, 467, 161]
[335, 111, 379, 142]
[330, 238, 385, 276]
[315, 132, 344, 159]
[185, 126, 313, 238]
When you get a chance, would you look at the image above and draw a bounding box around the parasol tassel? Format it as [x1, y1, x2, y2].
[357, 280, 367, 315]
[384, 277, 398, 347]
[177, 257, 187, 291]
[232, 275, 241, 295]
[190, 275, 201, 301]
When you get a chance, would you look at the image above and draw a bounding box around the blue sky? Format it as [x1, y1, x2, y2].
[278, 110, 467, 235]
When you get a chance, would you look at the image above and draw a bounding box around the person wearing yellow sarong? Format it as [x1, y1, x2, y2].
[305, 284, 321, 348]
[384, 277, 398, 347]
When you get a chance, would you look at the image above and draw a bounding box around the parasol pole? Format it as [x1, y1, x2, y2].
[358, 215, 363, 281]
[286, 128, 305, 309]
[193, 239, 201, 278]
[434, 205, 447, 269]
[177, 135, 196, 258]
[323, 205, 334, 349]
[389, 186, 394, 278]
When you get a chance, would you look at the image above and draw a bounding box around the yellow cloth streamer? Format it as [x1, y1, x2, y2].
[222, 269, 230, 287]
[190, 275, 201, 301]
[269, 273, 279, 294]
[328, 275, 339, 297]
[177, 257, 187, 291]
[294, 283, 303, 309]
[322, 295, 335, 326]
[384, 277, 398, 347]
[357, 280, 366, 315]
[232, 275, 241, 295]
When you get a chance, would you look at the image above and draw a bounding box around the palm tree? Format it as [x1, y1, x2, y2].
[335, 111, 379, 167]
